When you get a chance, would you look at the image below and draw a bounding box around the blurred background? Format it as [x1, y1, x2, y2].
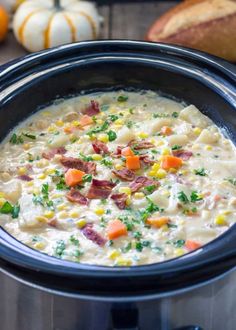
[0, 0, 235, 64]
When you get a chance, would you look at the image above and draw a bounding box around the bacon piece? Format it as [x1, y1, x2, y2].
[129, 176, 159, 193]
[128, 140, 154, 150]
[83, 100, 100, 116]
[92, 139, 109, 155]
[17, 175, 33, 181]
[111, 146, 123, 158]
[81, 223, 107, 246]
[112, 168, 135, 181]
[66, 188, 88, 205]
[111, 193, 128, 210]
[172, 150, 193, 161]
[87, 179, 116, 199]
[60, 156, 96, 174]
[139, 155, 155, 166]
[42, 147, 66, 160]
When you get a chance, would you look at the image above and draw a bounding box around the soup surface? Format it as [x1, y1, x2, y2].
[1, 91, 236, 266]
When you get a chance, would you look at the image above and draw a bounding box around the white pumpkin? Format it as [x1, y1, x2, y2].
[13, 0, 101, 52]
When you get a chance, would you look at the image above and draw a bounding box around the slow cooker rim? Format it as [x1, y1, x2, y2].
[0, 40, 236, 293]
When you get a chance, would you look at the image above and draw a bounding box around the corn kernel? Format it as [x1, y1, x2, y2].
[137, 132, 149, 139]
[92, 154, 103, 161]
[161, 147, 170, 155]
[23, 143, 30, 150]
[34, 242, 46, 250]
[33, 188, 40, 195]
[76, 219, 87, 228]
[26, 181, 34, 187]
[150, 138, 156, 144]
[174, 248, 185, 257]
[70, 210, 79, 218]
[55, 120, 64, 127]
[72, 120, 80, 127]
[96, 119, 103, 125]
[58, 211, 68, 219]
[18, 167, 27, 175]
[98, 134, 109, 143]
[0, 198, 6, 207]
[160, 224, 169, 232]
[114, 164, 123, 170]
[95, 208, 105, 216]
[116, 257, 132, 266]
[161, 190, 170, 197]
[179, 170, 188, 175]
[0, 192, 5, 198]
[42, 111, 50, 116]
[115, 119, 124, 125]
[193, 127, 202, 135]
[89, 134, 96, 141]
[114, 124, 122, 129]
[57, 204, 67, 211]
[148, 170, 156, 177]
[38, 173, 46, 180]
[108, 250, 121, 260]
[155, 169, 167, 179]
[119, 187, 131, 196]
[205, 145, 212, 151]
[152, 163, 160, 171]
[47, 125, 56, 133]
[44, 211, 55, 219]
[222, 210, 232, 215]
[215, 215, 227, 226]
[156, 140, 164, 146]
[134, 192, 145, 199]
[35, 216, 48, 223]
[126, 197, 131, 206]
[45, 168, 55, 175]
[169, 168, 177, 174]
[51, 193, 63, 199]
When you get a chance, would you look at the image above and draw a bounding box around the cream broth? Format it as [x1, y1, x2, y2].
[0, 91, 236, 266]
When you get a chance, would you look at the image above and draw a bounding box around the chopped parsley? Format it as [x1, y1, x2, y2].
[23, 133, 36, 140]
[133, 231, 142, 239]
[129, 108, 134, 114]
[107, 130, 117, 142]
[9, 133, 24, 144]
[55, 240, 66, 257]
[177, 191, 189, 204]
[174, 239, 185, 248]
[33, 183, 54, 209]
[83, 174, 93, 183]
[108, 114, 119, 122]
[101, 158, 113, 168]
[225, 177, 236, 186]
[79, 153, 93, 162]
[0, 201, 20, 218]
[190, 191, 203, 202]
[118, 215, 134, 231]
[117, 95, 128, 102]
[172, 145, 182, 150]
[172, 112, 179, 118]
[153, 113, 169, 118]
[69, 235, 80, 246]
[122, 242, 132, 253]
[101, 104, 109, 112]
[194, 168, 207, 176]
[144, 185, 156, 194]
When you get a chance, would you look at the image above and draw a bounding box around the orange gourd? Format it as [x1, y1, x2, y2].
[0, 6, 9, 42]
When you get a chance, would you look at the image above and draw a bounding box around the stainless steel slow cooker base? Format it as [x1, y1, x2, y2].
[1, 269, 235, 330]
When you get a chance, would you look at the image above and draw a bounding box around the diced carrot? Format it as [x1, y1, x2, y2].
[214, 194, 221, 202]
[80, 115, 93, 127]
[161, 126, 173, 136]
[65, 168, 85, 187]
[121, 146, 134, 157]
[161, 155, 183, 170]
[185, 240, 202, 251]
[146, 217, 169, 228]
[107, 219, 128, 240]
[64, 126, 74, 134]
[126, 155, 140, 170]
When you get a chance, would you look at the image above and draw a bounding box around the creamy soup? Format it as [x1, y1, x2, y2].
[0, 91, 236, 266]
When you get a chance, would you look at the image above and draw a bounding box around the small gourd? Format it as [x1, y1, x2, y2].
[0, 6, 9, 42]
[13, 0, 101, 52]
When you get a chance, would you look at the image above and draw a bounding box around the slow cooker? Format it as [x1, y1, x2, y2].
[0, 41, 236, 330]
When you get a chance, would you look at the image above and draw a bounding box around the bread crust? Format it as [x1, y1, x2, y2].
[147, 0, 236, 61]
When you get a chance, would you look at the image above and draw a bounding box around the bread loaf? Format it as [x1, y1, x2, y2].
[147, 0, 236, 62]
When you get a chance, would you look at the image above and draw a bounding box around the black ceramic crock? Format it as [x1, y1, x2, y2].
[0, 40, 236, 302]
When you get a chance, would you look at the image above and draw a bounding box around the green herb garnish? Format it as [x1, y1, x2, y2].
[172, 145, 182, 150]
[107, 130, 117, 142]
[9, 133, 24, 144]
[83, 174, 93, 183]
[194, 168, 207, 176]
[117, 95, 128, 102]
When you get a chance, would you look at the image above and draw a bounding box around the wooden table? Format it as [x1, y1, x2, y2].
[0, 1, 176, 65]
